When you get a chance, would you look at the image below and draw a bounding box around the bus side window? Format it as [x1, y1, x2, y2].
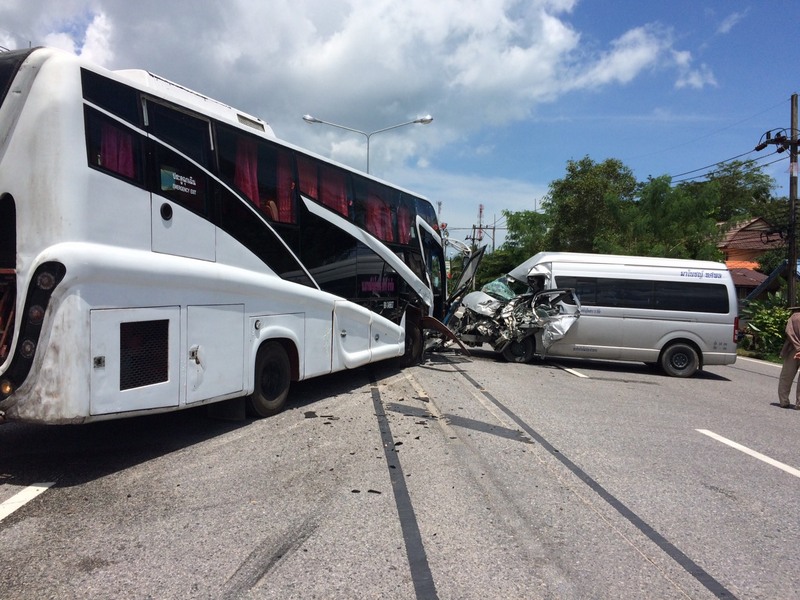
[84, 108, 143, 184]
[397, 199, 415, 245]
[354, 178, 396, 242]
[319, 164, 349, 217]
[217, 126, 296, 224]
[147, 101, 212, 169]
[152, 144, 208, 217]
[366, 194, 394, 242]
[298, 155, 350, 218]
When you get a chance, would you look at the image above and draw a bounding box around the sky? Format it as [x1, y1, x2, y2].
[1, 0, 797, 249]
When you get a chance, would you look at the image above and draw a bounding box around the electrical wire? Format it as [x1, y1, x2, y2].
[668, 149, 757, 179]
[671, 151, 787, 184]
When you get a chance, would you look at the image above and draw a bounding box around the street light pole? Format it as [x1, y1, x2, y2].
[302, 114, 433, 173]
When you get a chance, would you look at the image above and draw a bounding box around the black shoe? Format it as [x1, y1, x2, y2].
[780, 403, 793, 408]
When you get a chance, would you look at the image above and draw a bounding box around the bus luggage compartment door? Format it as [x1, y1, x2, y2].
[186, 304, 244, 404]
[90, 307, 181, 415]
[332, 301, 372, 370]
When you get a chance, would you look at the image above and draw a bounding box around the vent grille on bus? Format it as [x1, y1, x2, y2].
[120, 319, 169, 390]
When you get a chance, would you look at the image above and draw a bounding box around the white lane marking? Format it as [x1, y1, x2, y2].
[737, 356, 780, 368]
[0, 483, 56, 522]
[560, 366, 589, 378]
[696, 429, 800, 479]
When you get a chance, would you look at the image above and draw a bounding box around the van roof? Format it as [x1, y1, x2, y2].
[507, 252, 727, 282]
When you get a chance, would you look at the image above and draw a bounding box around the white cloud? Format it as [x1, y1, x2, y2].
[675, 63, 717, 89]
[717, 11, 747, 35]
[0, 0, 722, 236]
[569, 25, 668, 89]
[388, 164, 548, 247]
[671, 49, 717, 90]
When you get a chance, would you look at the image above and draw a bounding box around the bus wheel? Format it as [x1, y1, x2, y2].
[660, 343, 699, 378]
[247, 342, 291, 417]
[502, 337, 534, 363]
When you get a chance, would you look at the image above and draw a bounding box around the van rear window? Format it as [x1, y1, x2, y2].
[556, 276, 729, 314]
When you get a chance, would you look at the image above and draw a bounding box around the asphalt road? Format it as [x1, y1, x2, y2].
[1, 350, 798, 599]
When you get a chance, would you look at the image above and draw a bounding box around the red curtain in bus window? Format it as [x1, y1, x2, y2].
[234, 137, 259, 205]
[275, 152, 295, 223]
[320, 166, 349, 216]
[397, 204, 412, 244]
[100, 122, 135, 179]
[297, 155, 318, 199]
[367, 195, 394, 242]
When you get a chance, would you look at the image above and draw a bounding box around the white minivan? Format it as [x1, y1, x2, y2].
[507, 252, 739, 377]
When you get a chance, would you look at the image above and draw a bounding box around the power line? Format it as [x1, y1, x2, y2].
[670, 151, 785, 184]
[668, 149, 757, 179]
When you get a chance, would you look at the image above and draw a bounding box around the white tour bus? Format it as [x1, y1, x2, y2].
[0, 47, 446, 424]
[507, 252, 739, 377]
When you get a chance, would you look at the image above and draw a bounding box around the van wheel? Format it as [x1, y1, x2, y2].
[246, 342, 291, 417]
[502, 337, 534, 363]
[660, 343, 699, 378]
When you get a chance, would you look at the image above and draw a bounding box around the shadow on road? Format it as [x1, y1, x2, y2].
[0, 366, 386, 489]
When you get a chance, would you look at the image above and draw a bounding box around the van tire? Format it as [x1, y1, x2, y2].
[246, 342, 291, 417]
[502, 337, 535, 363]
[660, 343, 699, 378]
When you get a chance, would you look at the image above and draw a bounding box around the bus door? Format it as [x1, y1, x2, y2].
[144, 99, 216, 261]
[417, 221, 445, 319]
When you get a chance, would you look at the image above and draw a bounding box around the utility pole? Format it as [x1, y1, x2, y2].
[754, 93, 799, 306]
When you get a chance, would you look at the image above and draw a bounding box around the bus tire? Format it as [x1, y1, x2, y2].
[246, 342, 291, 417]
[502, 337, 535, 363]
[660, 343, 699, 378]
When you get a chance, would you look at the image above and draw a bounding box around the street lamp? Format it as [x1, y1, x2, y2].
[302, 113, 433, 173]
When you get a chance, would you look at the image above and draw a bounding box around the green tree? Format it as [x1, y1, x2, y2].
[681, 159, 776, 223]
[757, 247, 787, 275]
[473, 210, 548, 286]
[502, 209, 548, 260]
[608, 176, 722, 259]
[543, 156, 637, 252]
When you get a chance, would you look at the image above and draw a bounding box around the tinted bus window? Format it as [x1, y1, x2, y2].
[297, 154, 352, 218]
[216, 181, 313, 287]
[146, 101, 212, 169]
[353, 177, 396, 243]
[81, 69, 140, 125]
[84, 107, 144, 185]
[0, 49, 34, 107]
[152, 143, 208, 217]
[217, 126, 297, 224]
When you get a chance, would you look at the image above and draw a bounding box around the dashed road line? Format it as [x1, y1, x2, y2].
[0, 483, 55, 522]
[697, 429, 800, 479]
[559, 365, 590, 378]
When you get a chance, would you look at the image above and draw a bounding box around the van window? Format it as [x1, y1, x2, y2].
[557, 276, 729, 314]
